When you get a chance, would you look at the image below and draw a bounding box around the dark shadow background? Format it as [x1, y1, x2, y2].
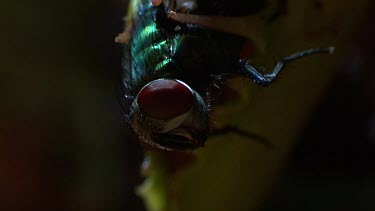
[1, 0, 374, 211]
[1, 0, 145, 210]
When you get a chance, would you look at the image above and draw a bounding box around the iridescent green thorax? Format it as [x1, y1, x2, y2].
[126, 2, 182, 90]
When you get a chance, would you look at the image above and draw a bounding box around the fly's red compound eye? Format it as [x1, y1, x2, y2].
[137, 79, 195, 120]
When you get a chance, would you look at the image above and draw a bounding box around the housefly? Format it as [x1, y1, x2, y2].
[115, 0, 334, 151]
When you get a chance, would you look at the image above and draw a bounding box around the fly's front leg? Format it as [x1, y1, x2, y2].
[155, 0, 267, 53]
[151, 0, 163, 6]
[152, 0, 196, 12]
[210, 125, 273, 148]
[152, 0, 174, 8]
[237, 47, 335, 86]
[115, 18, 133, 43]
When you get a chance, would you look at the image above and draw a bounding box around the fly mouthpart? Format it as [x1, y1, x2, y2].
[136, 128, 196, 151]
[158, 127, 196, 150]
[158, 133, 195, 151]
[165, 127, 194, 141]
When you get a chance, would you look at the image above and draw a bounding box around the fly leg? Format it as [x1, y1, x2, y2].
[152, 0, 163, 6]
[210, 125, 273, 148]
[154, 0, 175, 9]
[155, 0, 268, 52]
[115, 17, 133, 43]
[153, 0, 197, 13]
[237, 47, 334, 86]
[166, 11, 266, 53]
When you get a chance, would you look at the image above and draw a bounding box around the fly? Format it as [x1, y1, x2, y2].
[115, 0, 334, 151]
